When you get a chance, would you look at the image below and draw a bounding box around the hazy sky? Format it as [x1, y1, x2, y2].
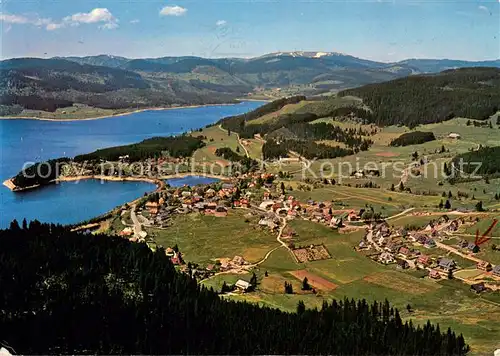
[0, 0, 498, 61]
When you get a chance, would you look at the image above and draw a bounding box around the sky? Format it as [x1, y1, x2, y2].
[0, 0, 498, 62]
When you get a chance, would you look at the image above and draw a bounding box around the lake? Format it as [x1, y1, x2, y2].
[166, 175, 221, 187]
[0, 101, 263, 228]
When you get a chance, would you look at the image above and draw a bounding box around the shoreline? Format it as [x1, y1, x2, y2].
[0, 100, 264, 122]
[3, 173, 229, 192]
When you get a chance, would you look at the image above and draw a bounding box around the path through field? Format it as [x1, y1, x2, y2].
[218, 124, 249, 158]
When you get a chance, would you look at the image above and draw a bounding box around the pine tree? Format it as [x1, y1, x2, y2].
[297, 300, 306, 315]
[390, 183, 395, 191]
[250, 272, 257, 287]
[445, 200, 452, 209]
[438, 200, 444, 209]
[301, 277, 311, 291]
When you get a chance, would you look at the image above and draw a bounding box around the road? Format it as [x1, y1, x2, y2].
[435, 241, 483, 264]
[386, 208, 416, 221]
[130, 205, 144, 239]
[218, 124, 249, 158]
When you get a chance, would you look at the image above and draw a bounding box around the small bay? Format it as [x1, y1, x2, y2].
[0, 101, 263, 227]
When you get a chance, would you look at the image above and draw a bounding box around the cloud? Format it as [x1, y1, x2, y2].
[66, 8, 116, 24]
[0, 13, 31, 24]
[1, 8, 119, 32]
[130, 19, 140, 24]
[478, 5, 489, 12]
[216, 20, 227, 26]
[159, 5, 187, 16]
[46, 23, 64, 31]
[63, 8, 119, 29]
[0, 12, 60, 31]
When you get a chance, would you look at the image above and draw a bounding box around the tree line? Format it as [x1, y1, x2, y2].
[220, 109, 372, 153]
[339, 68, 500, 128]
[390, 131, 436, 147]
[0, 221, 469, 355]
[451, 146, 500, 176]
[214, 147, 260, 173]
[218, 95, 305, 126]
[74, 135, 205, 162]
[11, 158, 70, 189]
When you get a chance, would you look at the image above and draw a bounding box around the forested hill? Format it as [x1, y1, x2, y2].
[0, 221, 468, 355]
[339, 67, 500, 128]
[0, 58, 241, 115]
[451, 146, 500, 176]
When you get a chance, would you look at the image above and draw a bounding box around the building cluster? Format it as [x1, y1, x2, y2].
[359, 220, 461, 279]
[137, 182, 248, 227]
[358, 216, 500, 286]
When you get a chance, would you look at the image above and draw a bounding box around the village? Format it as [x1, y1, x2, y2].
[357, 216, 500, 294]
[101, 167, 500, 297]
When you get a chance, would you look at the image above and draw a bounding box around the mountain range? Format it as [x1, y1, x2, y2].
[1, 51, 499, 115]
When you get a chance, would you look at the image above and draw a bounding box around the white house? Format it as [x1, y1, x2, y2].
[448, 133, 461, 139]
[235, 279, 251, 292]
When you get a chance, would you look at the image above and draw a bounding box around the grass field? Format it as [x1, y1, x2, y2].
[146, 210, 279, 265]
[203, 217, 500, 354]
[183, 113, 500, 353]
[246, 101, 314, 125]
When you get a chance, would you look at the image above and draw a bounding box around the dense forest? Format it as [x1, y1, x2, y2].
[11, 158, 70, 189]
[339, 68, 500, 128]
[451, 146, 500, 176]
[0, 221, 469, 355]
[263, 139, 354, 160]
[390, 131, 436, 147]
[215, 147, 245, 161]
[74, 136, 205, 162]
[214, 147, 260, 173]
[220, 106, 372, 155]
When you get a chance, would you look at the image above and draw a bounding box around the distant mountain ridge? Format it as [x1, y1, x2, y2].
[1, 51, 499, 115]
[55, 52, 500, 74]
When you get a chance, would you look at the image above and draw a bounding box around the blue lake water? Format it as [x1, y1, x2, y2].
[0, 101, 263, 228]
[166, 175, 220, 187]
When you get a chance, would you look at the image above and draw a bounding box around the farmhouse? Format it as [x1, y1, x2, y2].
[477, 261, 492, 271]
[492, 265, 500, 277]
[235, 279, 251, 292]
[119, 227, 133, 237]
[214, 206, 228, 217]
[466, 242, 480, 253]
[145, 201, 160, 215]
[429, 270, 441, 279]
[438, 258, 456, 271]
[424, 238, 436, 249]
[385, 241, 402, 254]
[398, 246, 411, 258]
[396, 259, 410, 270]
[470, 282, 487, 294]
[417, 255, 431, 268]
[378, 252, 394, 264]
[448, 133, 461, 139]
